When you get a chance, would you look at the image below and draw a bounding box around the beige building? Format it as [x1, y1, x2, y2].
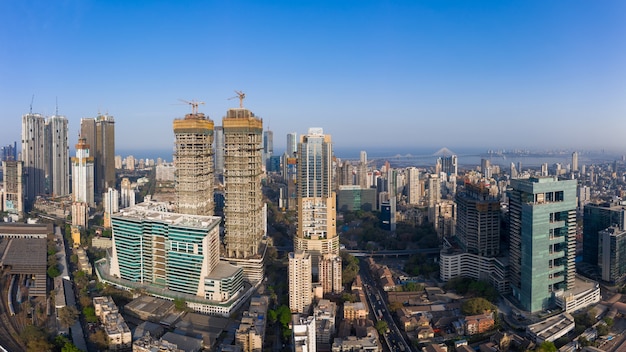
[319, 254, 343, 294]
[173, 108, 214, 216]
[223, 106, 265, 283]
[289, 250, 312, 313]
[294, 128, 341, 293]
[93, 296, 132, 351]
[2, 161, 23, 218]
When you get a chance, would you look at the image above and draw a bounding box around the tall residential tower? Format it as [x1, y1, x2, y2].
[21, 113, 46, 205]
[173, 108, 214, 216]
[45, 115, 69, 196]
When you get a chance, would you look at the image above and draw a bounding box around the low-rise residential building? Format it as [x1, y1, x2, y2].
[314, 299, 337, 346]
[235, 296, 269, 352]
[464, 312, 494, 335]
[293, 315, 316, 352]
[344, 302, 367, 321]
[93, 296, 132, 351]
[331, 336, 380, 352]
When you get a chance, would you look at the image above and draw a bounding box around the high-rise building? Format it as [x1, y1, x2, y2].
[0, 142, 17, 162]
[80, 115, 115, 196]
[437, 155, 458, 177]
[263, 129, 273, 171]
[294, 129, 340, 273]
[508, 177, 577, 312]
[406, 167, 421, 205]
[572, 152, 579, 172]
[223, 105, 265, 283]
[289, 250, 312, 313]
[103, 187, 119, 228]
[582, 201, 626, 271]
[2, 161, 24, 217]
[292, 315, 316, 352]
[21, 113, 46, 205]
[72, 138, 95, 207]
[120, 177, 135, 209]
[286, 132, 297, 157]
[214, 126, 224, 180]
[45, 115, 69, 196]
[599, 226, 626, 284]
[173, 109, 214, 216]
[456, 182, 500, 257]
[318, 254, 342, 294]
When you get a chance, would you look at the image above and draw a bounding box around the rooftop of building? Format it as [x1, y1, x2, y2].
[207, 262, 242, 280]
[526, 312, 575, 340]
[0, 237, 47, 274]
[555, 276, 599, 298]
[0, 223, 52, 236]
[114, 201, 221, 228]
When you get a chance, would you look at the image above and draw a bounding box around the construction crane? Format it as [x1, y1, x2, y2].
[228, 90, 246, 108]
[179, 99, 205, 115]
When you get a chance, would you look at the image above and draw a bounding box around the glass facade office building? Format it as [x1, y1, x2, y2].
[109, 203, 222, 298]
[508, 177, 577, 312]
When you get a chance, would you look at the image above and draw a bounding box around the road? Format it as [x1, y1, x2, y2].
[360, 260, 411, 352]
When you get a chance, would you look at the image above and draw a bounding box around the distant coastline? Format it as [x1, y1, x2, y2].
[115, 147, 624, 170]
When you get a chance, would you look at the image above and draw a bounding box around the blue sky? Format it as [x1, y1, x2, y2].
[1, 0, 625, 156]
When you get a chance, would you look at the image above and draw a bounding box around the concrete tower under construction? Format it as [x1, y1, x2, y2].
[223, 104, 266, 283]
[173, 108, 214, 216]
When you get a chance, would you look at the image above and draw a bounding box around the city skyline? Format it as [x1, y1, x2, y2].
[1, 1, 625, 152]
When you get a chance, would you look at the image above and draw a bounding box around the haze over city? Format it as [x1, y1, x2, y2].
[1, 1, 625, 153]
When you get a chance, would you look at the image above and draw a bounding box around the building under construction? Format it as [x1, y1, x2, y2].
[222, 107, 265, 283]
[173, 108, 214, 216]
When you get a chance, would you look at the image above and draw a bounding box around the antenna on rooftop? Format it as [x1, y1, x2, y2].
[29, 94, 34, 114]
[56, 97, 59, 116]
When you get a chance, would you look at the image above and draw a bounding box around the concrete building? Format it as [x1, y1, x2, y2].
[45, 115, 69, 196]
[440, 250, 509, 293]
[337, 185, 376, 212]
[508, 177, 577, 312]
[526, 312, 575, 344]
[223, 106, 266, 283]
[71, 137, 95, 207]
[572, 151, 578, 172]
[173, 109, 214, 216]
[436, 155, 458, 177]
[93, 296, 132, 351]
[120, 177, 135, 209]
[235, 296, 269, 352]
[319, 254, 343, 294]
[103, 187, 119, 228]
[314, 299, 337, 346]
[294, 128, 340, 291]
[293, 315, 316, 352]
[407, 167, 421, 205]
[455, 182, 500, 257]
[2, 161, 24, 218]
[21, 113, 46, 206]
[71, 202, 89, 228]
[289, 250, 312, 313]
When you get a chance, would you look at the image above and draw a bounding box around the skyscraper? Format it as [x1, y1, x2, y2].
[45, 115, 69, 196]
[294, 128, 340, 292]
[72, 138, 95, 207]
[406, 167, 421, 205]
[572, 151, 579, 172]
[223, 105, 265, 283]
[80, 115, 115, 196]
[173, 108, 214, 216]
[21, 113, 46, 205]
[2, 161, 23, 217]
[263, 129, 273, 170]
[289, 250, 312, 313]
[120, 177, 135, 209]
[508, 177, 577, 312]
[286, 132, 297, 156]
[437, 155, 458, 177]
[455, 182, 500, 257]
[103, 187, 119, 228]
[582, 201, 626, 272]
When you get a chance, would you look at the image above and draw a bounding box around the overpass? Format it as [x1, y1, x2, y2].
[344, 248, 441, 257]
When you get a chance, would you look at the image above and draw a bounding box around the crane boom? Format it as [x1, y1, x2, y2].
[179, 99, 205, 115]
[227, 90, 246, 108]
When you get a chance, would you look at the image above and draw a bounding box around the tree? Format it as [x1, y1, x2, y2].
[277, 305, 291, 328]
[83, 306, 98, 323]
[267, 309, 278, 324]
[47, 265, 61, 278]
[461, 297, 495, 316]
[604, 317, 614, 327]
[90, 329, 109, 350]
[174, 298, 187, 311]
[596, 323, 609, 337]
[58, 306, 79, 328]
[375, 320, 389, 336]
[536, 341, 557, 352]
[61, 343, 83, 352]
[578, 336, 591, 347]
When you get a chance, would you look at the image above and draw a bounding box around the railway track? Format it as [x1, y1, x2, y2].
[0, 275, 25, 352]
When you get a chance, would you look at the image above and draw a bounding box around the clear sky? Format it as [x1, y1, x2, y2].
[1, 0, 625, 156]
